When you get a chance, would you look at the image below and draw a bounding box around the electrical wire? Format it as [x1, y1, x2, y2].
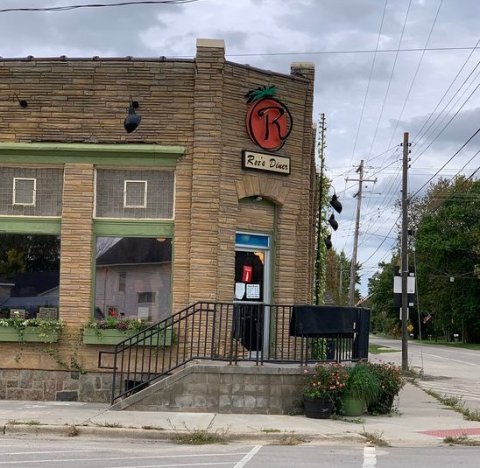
[0, 0, 201, 13]
[411, 127, 480, 197]
[366, 0, 412, 160]
[386, 0, 444, 151]
[410, 61, 480, 163]
[349, 0, 388, 167]
[412, 39, 480, 146]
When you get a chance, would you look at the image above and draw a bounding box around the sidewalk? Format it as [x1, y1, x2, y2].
[1, 383, 480, 447]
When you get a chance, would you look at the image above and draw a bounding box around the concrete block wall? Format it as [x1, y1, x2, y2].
[119, 364, 305, 415]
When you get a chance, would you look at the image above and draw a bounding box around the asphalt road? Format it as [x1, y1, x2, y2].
[1, 436, 480, 467]
[370, 336, 480, 410]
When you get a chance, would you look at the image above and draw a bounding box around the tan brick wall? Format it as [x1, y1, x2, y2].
[59, 164, 94, 325]
[0, 41, 315, 376]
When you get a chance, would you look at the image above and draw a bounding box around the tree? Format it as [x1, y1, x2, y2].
[368, 257, 399, 335]
[414, 177, 480, 341]
[325, 249, 353, 305]
[0, 234, 60, 278]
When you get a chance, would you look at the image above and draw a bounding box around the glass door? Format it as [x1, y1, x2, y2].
[233, 233, 271, 357]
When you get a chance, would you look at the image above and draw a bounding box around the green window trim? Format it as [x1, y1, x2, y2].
[0, 216, 61, 234]
[0, 143, 185, 167]
[93, 219, 174, 237]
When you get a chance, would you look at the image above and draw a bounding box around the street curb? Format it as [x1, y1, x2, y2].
[2, 423, 367, 445]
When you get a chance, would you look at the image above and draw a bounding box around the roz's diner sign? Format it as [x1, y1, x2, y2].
[245, 86, 292, 152]
[242, 150, 290, 175]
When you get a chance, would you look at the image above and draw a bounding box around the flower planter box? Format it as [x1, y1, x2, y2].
[0, 327, 59, 343]
[82, 327, 173, 346]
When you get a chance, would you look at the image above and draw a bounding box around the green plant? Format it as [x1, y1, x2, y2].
[444, 435, 480, 446]
[310, 338, 327, 360]
[84, 317, 149, 332]
[423, 388, 480, 421]
[360, 429, 390, 447]
[0, 315, 64, 341]
[365, 361, 404, 414]
[342, 363, 380, 405]
[303, 363, 348, 403]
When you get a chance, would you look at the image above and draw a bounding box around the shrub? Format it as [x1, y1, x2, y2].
[303, 363, 348, 403]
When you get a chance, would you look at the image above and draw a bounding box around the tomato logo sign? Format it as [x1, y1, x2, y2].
[245, 86, 293, 152]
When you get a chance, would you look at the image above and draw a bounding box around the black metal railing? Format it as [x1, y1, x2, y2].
[99, 302, 367, 404]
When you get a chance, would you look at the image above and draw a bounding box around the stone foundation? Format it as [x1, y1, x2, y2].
[0, 369, 113, 403]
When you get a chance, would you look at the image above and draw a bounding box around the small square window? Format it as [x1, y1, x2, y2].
[138, 292, 156, 304]
[124, 180, 147, 208]
[13, 178, 36, 206]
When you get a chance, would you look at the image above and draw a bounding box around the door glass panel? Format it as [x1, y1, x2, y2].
[234, 251, 264, 302]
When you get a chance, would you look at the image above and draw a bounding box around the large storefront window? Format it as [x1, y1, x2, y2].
[0, 234, 60, 318]
[94, 237, 172, 322]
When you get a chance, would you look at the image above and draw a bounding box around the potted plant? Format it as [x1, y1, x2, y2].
[82, 317, 173, 346]
[303, 363, 348, 419]
[0, 315, 64, 343]
[340, 362, 380, 416]
[365, 361, 404, 414]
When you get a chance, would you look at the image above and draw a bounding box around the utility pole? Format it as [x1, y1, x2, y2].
[401, 132, 410, 371]
[314, 113, 327, 305]
[346, 160, 376, 306]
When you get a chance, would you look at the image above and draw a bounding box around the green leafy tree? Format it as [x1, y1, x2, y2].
[415, 177, 480, 341]
[368, 257, 398, 336]
[0, 234, 60, 278]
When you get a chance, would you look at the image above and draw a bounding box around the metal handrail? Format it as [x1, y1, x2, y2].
[103, 302, 362, 404]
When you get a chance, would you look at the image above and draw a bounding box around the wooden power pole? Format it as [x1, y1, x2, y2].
[346, 160, 376, 306]
[401, 132, 410, 371]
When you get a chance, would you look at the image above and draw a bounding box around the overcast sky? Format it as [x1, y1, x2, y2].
[1, 0, 479, 295]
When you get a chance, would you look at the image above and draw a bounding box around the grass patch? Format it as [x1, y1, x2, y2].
[368, 344, 399, 354]
[424, 389, 480, 421]
[274, 433, 308, 445]
[7, 420, 40, 426]
[360, 429, 390, 447]
[261, 428, 281, 433]
[172, 429, 228, 445]
[94, 421, 123, 428]
[142, 425, 165, 431]
[444, 435, 480, 446]
[168, 419, 229, 445]
[66, 425, 79, 437]
[418, 340, 480, 350]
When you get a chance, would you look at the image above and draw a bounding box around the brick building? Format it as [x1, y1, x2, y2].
[0, 39, 316, 402]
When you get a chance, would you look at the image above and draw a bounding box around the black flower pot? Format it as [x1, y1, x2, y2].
[303, 397, 334, 419]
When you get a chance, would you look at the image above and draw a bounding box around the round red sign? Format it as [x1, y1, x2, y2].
[246, 96, 293, 152]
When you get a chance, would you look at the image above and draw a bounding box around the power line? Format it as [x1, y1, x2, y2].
[366, 0, 412, 160]
[0, 0, 201, 13]
[349, 0, 388, 167]
[411, 126, 480, 197]
[412, 39, 480, 145]
[411, 59, 480, 161]
[226, 46, 480, 57]
[386, 0, 444, 151]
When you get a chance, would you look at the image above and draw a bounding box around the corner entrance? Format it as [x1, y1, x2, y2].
[234, 232, 271, 357]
